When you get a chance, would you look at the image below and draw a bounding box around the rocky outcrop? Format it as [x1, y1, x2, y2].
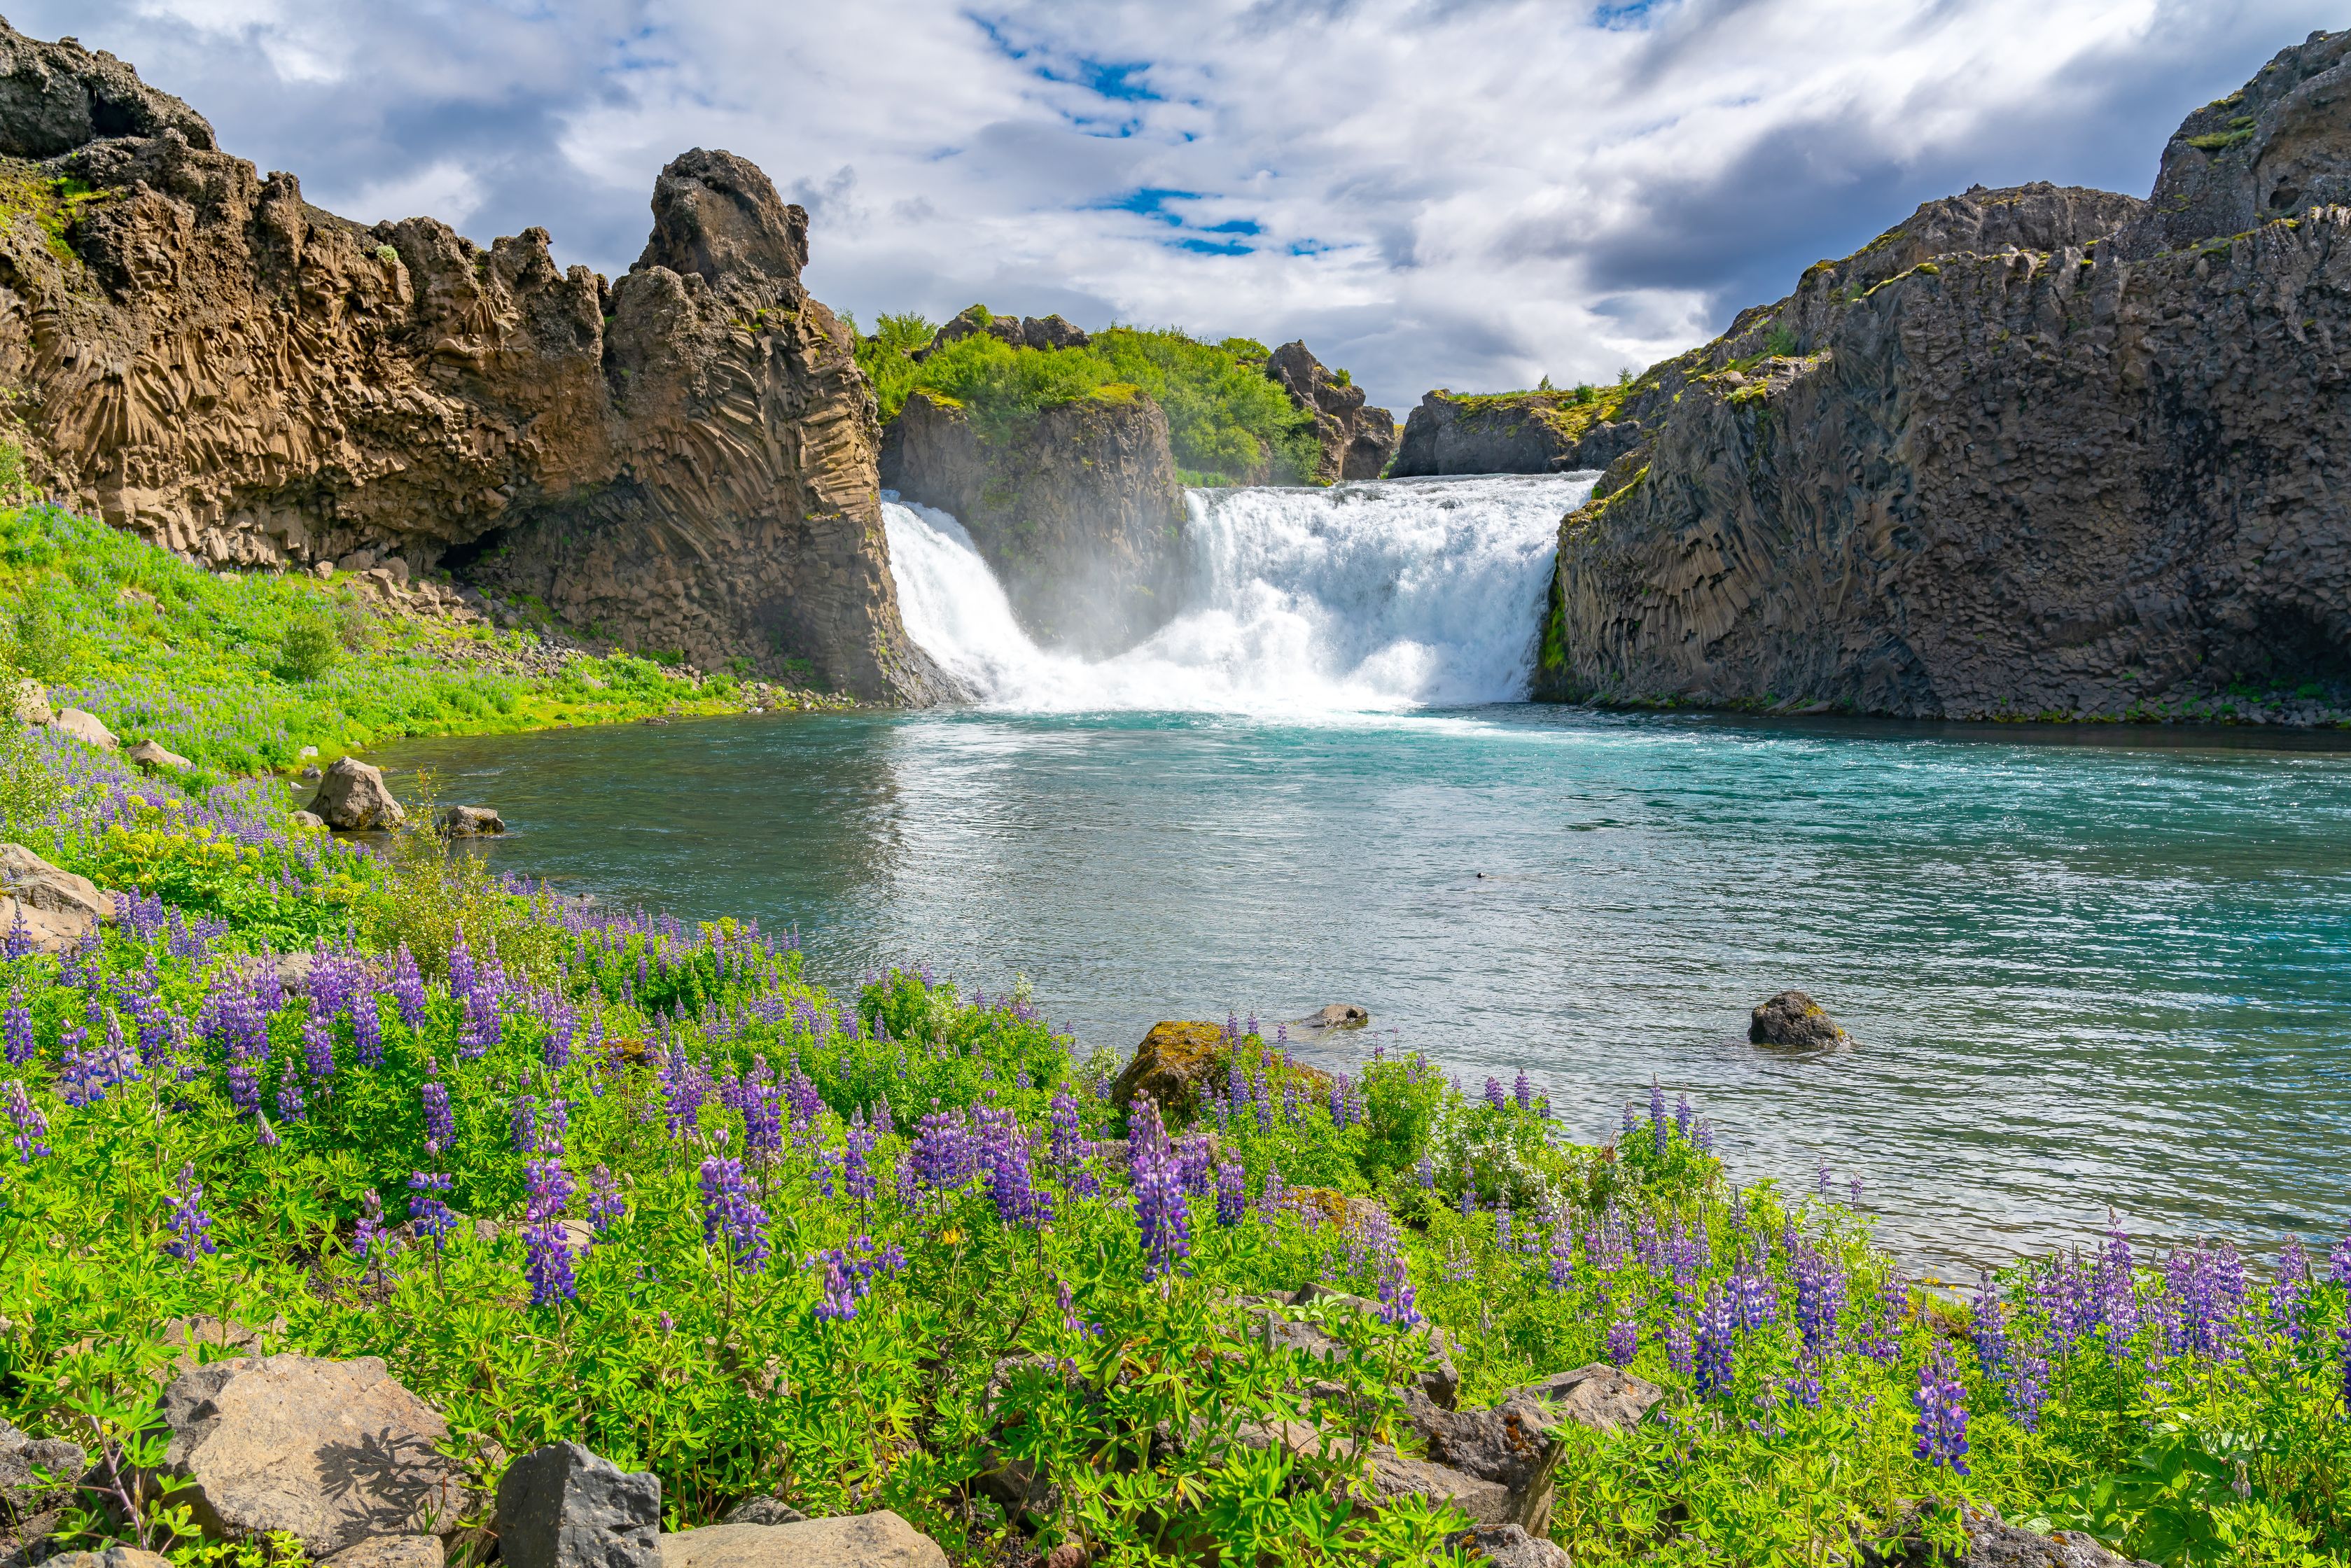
[1263, 341, 1395, 482]
[881, 388, 1185, 656]
[1535, 33, 2351, 724]
[1390, 391, 1642, 477]
[309, 757, 404, 831]
[918, 304, 1089, 356]
[1109, 1020, 1226, 1123]
[0, 20, 940, 702]
[494, 1443, 660, 1568]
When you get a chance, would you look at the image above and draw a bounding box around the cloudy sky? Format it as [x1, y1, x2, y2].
[22, 0, 2340, 413]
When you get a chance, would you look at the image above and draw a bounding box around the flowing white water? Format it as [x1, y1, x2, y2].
[883, 471, 1597, 712]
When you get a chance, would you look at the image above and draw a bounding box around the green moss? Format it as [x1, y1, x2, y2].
[2184, 127, 2256, 153]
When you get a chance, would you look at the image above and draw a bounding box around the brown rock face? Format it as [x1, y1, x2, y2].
[881, 388, 1186, 656]
[1108, 1020, 1226, 1123]
[1534, 37, 2351, 724]
[1390, 390, 1644, 477]
[1263, 340, 1396, 482]
[0, 21, 940, 702]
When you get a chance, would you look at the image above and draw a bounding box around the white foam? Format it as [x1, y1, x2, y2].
[883, 472, 1597, 713]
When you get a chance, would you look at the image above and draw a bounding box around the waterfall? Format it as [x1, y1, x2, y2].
[884, 472, 1598, 712]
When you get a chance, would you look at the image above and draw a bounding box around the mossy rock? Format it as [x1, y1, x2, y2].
[1110, 1021, 1226, 1122]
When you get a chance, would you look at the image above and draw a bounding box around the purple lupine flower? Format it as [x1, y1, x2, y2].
[660, 1051, 707, 1139]
[587, 1167, 628, 1236]
[741, 1076, 783, 1159]
[2, 992, 31, 1066]
[1621, 1101, 1638, 1140]
[2336, 1315, 2351, 1414]
[1731, 1259, 1778, 1333]
[1793, 1244, 1842, 1361]
[1056, 1276, 1096, 1338]
[981, 1109, 1050, 1227]
[2008, 1340, 2049, 1432]
[1416, 1154, 1435, 1189]
[1328, 1079, 1348, 1128]
[163, 1163, 216, 1260]
[273, 1072, 305, 1124]
[1514, 1069, 1534, 1112]
[1970, 1272, 2008, 1381]
[354, 1188, 393, 1264]
[1484, 1076, 1506, 1111]
[1215, 1156, 1246, 1226]
[349, 988, 384, 1068]
[390, 946, 427, 1027]
[1650, 1079, 1668, 1158]
[813, 1254, 856, 1322]
[2270, 1237, 2310, 1344]
[1607, 1314, 1638, 1368]
[1377, 1252, 1424, 1329]
[523, 1158, 578, 1306]
[699, 1156, 770, 1273]
[1173, 1132, 1214, 1198]
[1816, 1159, 1833, 1198]
[256, 1113, 281, 1149]
[458, 988, 500, 1059]
[1547, 1222, 1572, 1292]
[1695, 1284, 1736, 1397]
[447, 929, 477, 1005]
[845, 1115, 875, 1203]
[421, 1070, 454, 1155]
[1128, 1096, 1191, 1282]
[2327, 1230, 2351, 1289]
[1048, 1090, 1082, 1168]
[1859, 1269, 1905, 1363]
[1667, 1320, 1694, 1380]
[511, 1095, 540, 1154]
[407, 1172, 457, 1250]
[784, 1065, 823, 1130]
[1913, 1347, 1971, 1474]
[542, 995, 575, 1070]
[909, 1111, 977, 1191]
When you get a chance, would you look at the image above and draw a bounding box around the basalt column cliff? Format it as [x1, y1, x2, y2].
[1535, 31, 2351, 722]
[0, 23, 944, 702]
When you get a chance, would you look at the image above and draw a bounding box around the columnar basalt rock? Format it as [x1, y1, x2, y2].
[881, 388, 1186, 656]
[1535, 35, 2351, 724]
[1263, 340, 1397, 482]
[0, 20, 942, 703]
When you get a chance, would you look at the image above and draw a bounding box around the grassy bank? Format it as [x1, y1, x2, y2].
[0, 707, 2344, 1566]
[0, 501, 786, 787]
[855, 311, 1323, 486]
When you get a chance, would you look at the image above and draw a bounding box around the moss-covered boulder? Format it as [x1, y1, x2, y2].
[1110, 1021, 1226, 1123]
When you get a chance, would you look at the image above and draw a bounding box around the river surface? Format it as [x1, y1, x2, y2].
[389, 473, 2351, 1273]
[384, 705, 2351, 1276]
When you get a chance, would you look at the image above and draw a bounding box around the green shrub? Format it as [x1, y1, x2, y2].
[277, 615, 340, 682]
[8, 583, 74, 682]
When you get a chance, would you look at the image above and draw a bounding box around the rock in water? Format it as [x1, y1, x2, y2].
[438, 806, 505, 836]
[1749, 991, 1852, 1049]
[1299, 1002, 1370, 1031]
[309, 758, 405, 831]
[51, 709, 116, 750]
[156, 1354, 472, 1558]
[495, 1442, 660, 1568]
[657, 1515, 946, 1568]
[1534, 31, 2351, 724]
[128, 738, 193, 771]
[1109, 1021, 1227, 1123]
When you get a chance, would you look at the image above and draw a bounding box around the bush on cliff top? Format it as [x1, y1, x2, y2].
[855, 312, 1324, 485]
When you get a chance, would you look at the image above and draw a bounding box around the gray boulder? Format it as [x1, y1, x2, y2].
[50, 709, 115, 750]
[437, 806, 505, 837]
[309, 757, 405, 832]
[291, 810, 327, 831]
[0, 842, 113, 953]
[1502, 1362, 1664, 1437]
[1448, 1525, 1571, 1567]
[155, 1354, 471, 1558]
[1350, 1449, 1513, 1528]
[1860, 1502, 2158, 1568]
[128, 738, 192, 771]
[495, 1442, 660, 1568]
[1299, 1003, 1369, 1031]
[1276, 1286, 1460, 1408]
[657, 1515, 945, 1568]
[1749, 990, 1851, 1049]
[37, 1552, 172, 1568]
[0, 1417, 86, 1548]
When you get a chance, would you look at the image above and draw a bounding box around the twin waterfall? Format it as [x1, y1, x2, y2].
[883, 472, 1598, 711]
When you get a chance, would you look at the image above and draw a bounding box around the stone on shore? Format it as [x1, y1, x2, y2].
[495, 1441, 660, 1568]
[1110, 1021, 1225, 1122]
[309, 757, 406, 831]
[438, 806, 505, 837]
[129, 738, 193, 771]
[156, 1353, 471, 1558]
[1447, 1525, 1571, 1567]
[657, 1514, 946, 1568]
[1749, 990, 1851, 1048]
[291, 810, 327, 830]
[0, 841, 115, 953]
[50, 708, 115, 750]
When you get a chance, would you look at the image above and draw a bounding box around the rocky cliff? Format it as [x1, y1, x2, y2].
[1534, 32, 2351, 725]
[1390, 389, 1641, 477]
[881, 388, 1185, 656]
[0, 22, 943, 702]
[1263, 341, 1396, 482]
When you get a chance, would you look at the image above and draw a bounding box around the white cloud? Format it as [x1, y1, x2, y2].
[20, 0, 2345, 411]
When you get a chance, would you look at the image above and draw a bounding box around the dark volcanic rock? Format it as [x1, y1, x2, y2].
[1263, 340, 1396, 482]
[1750, 991, 1852, 1049]
[1860, 1502, 2157, 1568]
[1446, 1525, 1571, 1567]
[919, 303, 1089, 356]
[1533, 35, 2351, 724]
[1390, 391, 1640, 477]
[494, 1441, 660, 1568]
[882, 387, 1185, 657]
[0, 19, 941, 702]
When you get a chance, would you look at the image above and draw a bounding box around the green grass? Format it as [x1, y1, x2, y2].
[0, 502, 761, 784]
[856, 310, 1324, 484]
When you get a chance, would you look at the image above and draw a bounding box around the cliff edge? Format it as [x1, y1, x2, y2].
[1534, 31, 2351, 724]
[0, 22, 943, 702]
